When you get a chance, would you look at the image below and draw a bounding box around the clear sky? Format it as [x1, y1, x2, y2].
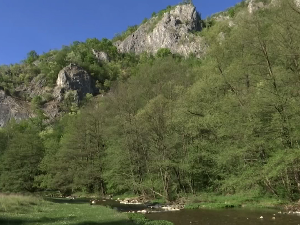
[0, 0, 242, 65]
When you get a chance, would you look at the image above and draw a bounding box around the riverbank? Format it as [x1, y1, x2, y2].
[184, 192, 289, 210]
[112, 192, 292, 212]
[0, 194, 173, 225]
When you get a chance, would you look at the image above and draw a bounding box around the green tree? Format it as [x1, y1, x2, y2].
[25, 50, 39, 64]
[0, 122, 44, 192]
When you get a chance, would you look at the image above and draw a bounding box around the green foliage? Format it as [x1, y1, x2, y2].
[31, 95, 44, 110]
[0, 37, 131, 102]
[112, 25, 139, 42]
[1, 196, 134, 225]
[142, 18, 149, 24]
[156, 48, 172, 58]
[226, 1, 248, 18]
[2, 0, 300, 208]
[25, 50, 39, 64]
[0, 194, 46, 213]
[0, 121, 44, 192]
[202, 17, 216, 29]
[228, 8, 236, 18]
[128, 214, 173, 225]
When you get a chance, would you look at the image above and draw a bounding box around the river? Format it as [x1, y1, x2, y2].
[146, 208, 300, 225]
[48, 198, 300, 225]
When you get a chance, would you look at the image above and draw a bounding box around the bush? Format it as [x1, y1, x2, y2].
[31, 95, 44, 109]
[128, 213, 174, 225]
[228, 8, 235, 18]
[156, 48, 172, 58]
[128, 214, 148, 225]
[112, 25, 139, 42]
[142, 18, 148, 24]
[42, 93, 54, 102]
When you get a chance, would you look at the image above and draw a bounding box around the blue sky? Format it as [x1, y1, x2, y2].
[0, 0, 242, 65]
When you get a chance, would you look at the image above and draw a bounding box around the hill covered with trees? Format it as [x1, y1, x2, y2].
[1, 0, 300, 205]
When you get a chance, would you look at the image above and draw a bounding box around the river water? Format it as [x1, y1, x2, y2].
[146, 208, 300, 225]
[48, 198, 300, 225]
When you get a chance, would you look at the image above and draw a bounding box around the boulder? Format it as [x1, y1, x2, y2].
[54, 63, 95, 102]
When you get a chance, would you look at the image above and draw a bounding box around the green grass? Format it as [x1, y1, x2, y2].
[0, 194, 46, 214]
[0, 194, 174, 225]
[184, 192, 288, 209]
[0, 194, 134, 225]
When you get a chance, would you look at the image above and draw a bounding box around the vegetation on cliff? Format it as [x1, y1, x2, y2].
[1, 0, 300, 207]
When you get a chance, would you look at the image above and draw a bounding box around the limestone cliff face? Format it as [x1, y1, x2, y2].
[115, 4, 207, 57]
[0, 90, 32, 127]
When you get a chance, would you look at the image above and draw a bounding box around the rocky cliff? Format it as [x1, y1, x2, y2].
[2, 1, 294, 128]
[0, 90, 32, 127]
[0, 64, 96, 127]
[115, 4, 207, 57]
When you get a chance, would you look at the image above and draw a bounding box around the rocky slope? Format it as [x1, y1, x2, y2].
[0, 64, 96, 127]
[115, 3, 207, 58]
[2, 1, 294, 127]
[0, 90, 32, 127]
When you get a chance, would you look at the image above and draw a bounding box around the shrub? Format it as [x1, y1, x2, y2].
[156, 48, 172, 58]
[128, 214, 174, 225]
[112, 25, 139, 42]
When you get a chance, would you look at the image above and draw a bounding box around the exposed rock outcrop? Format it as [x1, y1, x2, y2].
[54, 63, 96, 102]
[247, 0, 265, 14]
[115, 4, 207, 57]
[0, 90, 32, 127]
[15, 76, 51, 99]
[92, 49, 110, 62]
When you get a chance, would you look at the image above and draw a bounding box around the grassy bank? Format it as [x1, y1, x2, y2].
[184, 192, 288, 210]
[0, 194, 173, 225]
[108, 191, 288, 211]
[0, 194, 49, 214]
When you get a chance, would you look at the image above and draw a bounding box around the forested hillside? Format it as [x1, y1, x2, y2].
[1, 0, 300, 203]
